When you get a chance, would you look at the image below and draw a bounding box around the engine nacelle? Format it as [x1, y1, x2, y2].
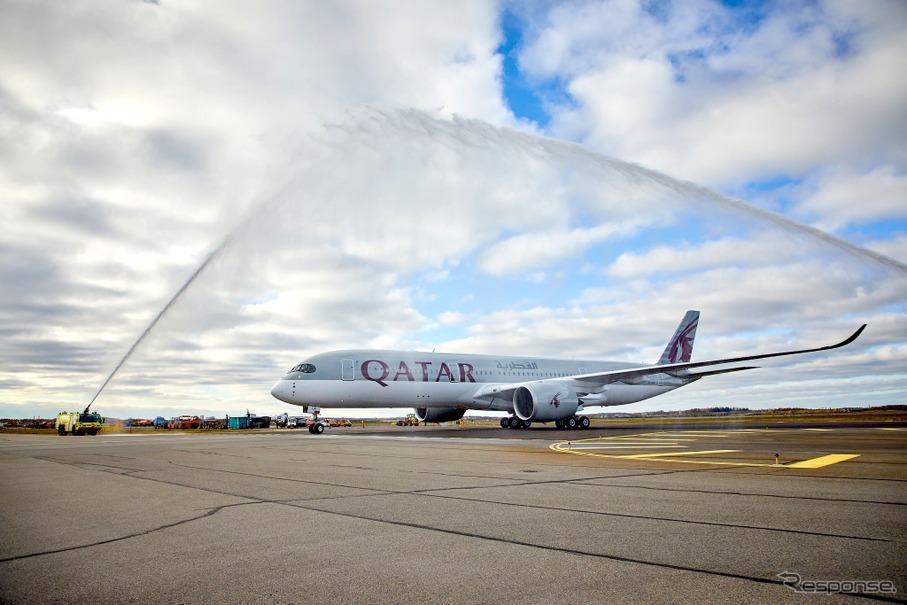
[414, 407, 466, 424]
[512, 384, 579, 422]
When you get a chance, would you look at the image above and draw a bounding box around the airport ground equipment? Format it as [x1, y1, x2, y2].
[249, 415, 271, 429]
[56, 407, 104, 436]
[228, 416, 251, 429]
[396, 414, 420, 427]
[273, 412, 289, 428]
[169, 415, 201, 429]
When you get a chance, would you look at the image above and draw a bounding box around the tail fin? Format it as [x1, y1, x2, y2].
[658, 310, 700, 364]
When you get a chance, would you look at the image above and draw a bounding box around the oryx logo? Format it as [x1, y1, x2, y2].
[549, 392, 561, 408]
[668, 319, 698, 363]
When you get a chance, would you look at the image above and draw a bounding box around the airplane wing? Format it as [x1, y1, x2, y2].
[469, 324, 866, 405]
[570, 324, 867, 387]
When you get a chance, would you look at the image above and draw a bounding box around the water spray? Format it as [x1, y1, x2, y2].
[88, 108, 904, 405]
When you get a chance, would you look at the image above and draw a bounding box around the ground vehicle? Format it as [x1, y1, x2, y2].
[287, 416, 307, 428]
[249, 415, 271, 429]
[273, 412, 289, 428]
[329, 418, 352, 427]
[170, 415, 201, 429]
[56, 409, 104, 436]
[396, 414, 419, 426]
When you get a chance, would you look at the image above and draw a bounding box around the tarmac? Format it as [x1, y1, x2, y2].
[1, 424, 905, 604]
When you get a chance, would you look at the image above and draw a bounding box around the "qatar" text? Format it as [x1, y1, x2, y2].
[361, 360, 476, 387]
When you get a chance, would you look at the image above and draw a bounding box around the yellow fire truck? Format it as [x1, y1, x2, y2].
[56, 407, 104, 436]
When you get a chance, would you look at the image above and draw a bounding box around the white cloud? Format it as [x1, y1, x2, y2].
[606, 232, 821, 278]
[438, 311, 468, 326]
[0, 1, 904, 420]
[792, 165, 907, 231]
[479, 221, 638, 275]
[523, 0, 907, 195]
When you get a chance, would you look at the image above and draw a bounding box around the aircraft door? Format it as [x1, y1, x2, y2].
[342, 359, 355, 381]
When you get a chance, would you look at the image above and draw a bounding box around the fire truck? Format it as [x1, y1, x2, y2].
[56, 407, 104, 436]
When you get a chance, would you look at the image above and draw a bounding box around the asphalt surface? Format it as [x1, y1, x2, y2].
[1, 425, 905, 604]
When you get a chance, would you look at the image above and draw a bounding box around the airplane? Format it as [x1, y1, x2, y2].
[269, 311, 866, 432]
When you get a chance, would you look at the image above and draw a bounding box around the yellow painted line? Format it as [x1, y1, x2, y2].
[804, 428, 832, 432]
[787, 454, 860, 469]
[571, 445, 686, 449]
[606, 440, 694, 444]
[611, 436, 696, 441]
[603, 442, 692, 446]
[879, 427, 903, 431]
[617, 449, 737, 459]
[550, 433, 863, 469]
[657, 430, 772, 436]
[549, 442, 777, 467]
[655, 433, 726, 438]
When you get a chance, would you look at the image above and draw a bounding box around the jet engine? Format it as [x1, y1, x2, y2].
[512, 384, 579, 422]
[414, 407, 466, 423]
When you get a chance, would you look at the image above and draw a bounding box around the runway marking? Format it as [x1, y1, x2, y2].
[550, 431, 861, 469]
[786, 454, 860, 469]
[570, 445, 685, 449]
[616, 449, 738, 459]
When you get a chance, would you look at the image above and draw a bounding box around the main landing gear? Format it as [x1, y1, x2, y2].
[500, 416, 531, 429]
[555, 415, 591, 429]
[500, 416, 591, 429]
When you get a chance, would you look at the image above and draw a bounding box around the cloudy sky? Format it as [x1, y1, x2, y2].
[2, 0, 905, 420]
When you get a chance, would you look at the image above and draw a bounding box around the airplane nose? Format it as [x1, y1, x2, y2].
[270, 381, 289, 403]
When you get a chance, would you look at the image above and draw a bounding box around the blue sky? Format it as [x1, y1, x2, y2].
[1, 0, 905, 420]
[498, 9, 555, 128]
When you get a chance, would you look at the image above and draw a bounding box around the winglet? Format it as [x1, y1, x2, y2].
[822, 324, 866, 351]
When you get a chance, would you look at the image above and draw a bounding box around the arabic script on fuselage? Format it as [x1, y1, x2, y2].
[496, 361, 539, 370]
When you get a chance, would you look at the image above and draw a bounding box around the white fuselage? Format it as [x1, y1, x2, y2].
[268, 314, 865, 425]
[269, 349, 685, 413]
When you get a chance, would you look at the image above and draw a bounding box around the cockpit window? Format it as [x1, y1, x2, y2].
[290, 363, 316, 373]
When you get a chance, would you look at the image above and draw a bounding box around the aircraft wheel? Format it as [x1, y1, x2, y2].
[565, 417, 577, 429]
[307, 425, 315, 434]
[500, 417, 510, 429]
[578, 416, 590, 429]
[312, 423, 324, 435]
[555, 418, 564, 429]
[508, 417, 521, 429]
[522, 420, 531, 429]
